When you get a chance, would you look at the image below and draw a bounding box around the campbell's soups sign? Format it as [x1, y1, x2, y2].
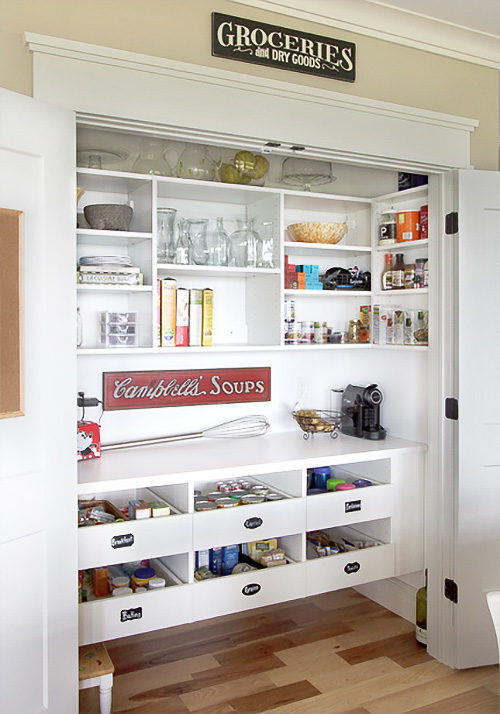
[212, 12, 355, 83]
[103, 368, 271, 411]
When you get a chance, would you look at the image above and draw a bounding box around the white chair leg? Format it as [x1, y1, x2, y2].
[99, 672, 113, 714]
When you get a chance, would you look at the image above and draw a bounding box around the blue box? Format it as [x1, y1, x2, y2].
[222, 544, 239, 575]
[210, 547, 223, 576]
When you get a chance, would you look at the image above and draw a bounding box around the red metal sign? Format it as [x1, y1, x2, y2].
[103, 368, 271, 411]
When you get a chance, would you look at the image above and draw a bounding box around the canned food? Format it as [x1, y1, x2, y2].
[206, 491, 221, 501]
[266, 493, 284, 501]
[148, 577, 166, 589]
[251, 485, 269, 495]
[219, 483, 232, 493]
[216, 497, 239, 508]
[228, 489, 248, 500]
[195, 500, 217, 511]
[241, 494, 265, 505]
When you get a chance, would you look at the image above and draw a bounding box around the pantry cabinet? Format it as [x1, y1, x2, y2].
[77, 432, 425, 645]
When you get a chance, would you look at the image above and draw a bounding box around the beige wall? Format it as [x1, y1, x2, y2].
[2, 0, 498, 169]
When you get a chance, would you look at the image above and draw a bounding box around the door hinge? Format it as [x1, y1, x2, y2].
[445, 211, 458, 235]
[445, 397, 458, 420]
[444, 578, 458, 604]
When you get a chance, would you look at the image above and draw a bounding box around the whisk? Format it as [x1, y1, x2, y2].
[101, 415, 270, 452]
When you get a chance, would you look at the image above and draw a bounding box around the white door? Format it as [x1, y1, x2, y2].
[0, 89, 77, 712]
[438, 169, 500, 668]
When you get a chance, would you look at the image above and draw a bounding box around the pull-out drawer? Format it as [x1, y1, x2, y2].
[78, 512, 192, 569]
[79, 561, 192, 645]
[193, 497, 305, 550]
[306, 543, 395, 596]
[306, 483, 394, 532]
[193, 560, 306, 621]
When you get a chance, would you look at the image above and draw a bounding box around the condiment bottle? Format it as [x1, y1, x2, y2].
[392, 253, 405, 289]
[404, 263, 415, 289]
[415, 258, 426, 288]
[381, 253, 393, 291]
[416, 568, 428, 647]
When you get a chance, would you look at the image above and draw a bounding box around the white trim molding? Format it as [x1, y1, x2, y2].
[227, 0, 500, 70]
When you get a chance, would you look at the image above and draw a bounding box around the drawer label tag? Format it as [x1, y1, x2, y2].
[345, 500, 361, 513]
[242, 583, 261, 596]
[244, 517, 263, 529]
[111, 533, 135, 549]
[344, 561, 361, 575]
[120, 607, 142, 622]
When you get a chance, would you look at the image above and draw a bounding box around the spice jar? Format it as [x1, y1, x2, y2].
[378, 211, 397, 244]
[347, 319, 361, 343]
[415, 259, 426, 288]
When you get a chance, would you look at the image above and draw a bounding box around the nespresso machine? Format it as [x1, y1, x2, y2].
[341, 384, 387, 440]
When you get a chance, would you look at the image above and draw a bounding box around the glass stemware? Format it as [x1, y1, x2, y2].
[280, 157, 336, 191]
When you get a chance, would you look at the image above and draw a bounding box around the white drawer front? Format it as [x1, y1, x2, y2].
[79, 582, 193, 645]
[193, 498, 305, 550]
[193, 561, 306, 621]
[306, 484, 394, 532]
[78, 513, 192, 569]
[306, 543, 395, 596]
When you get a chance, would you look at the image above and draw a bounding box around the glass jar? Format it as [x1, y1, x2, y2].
[208, 217, 231, 266]
[347, 319, 361, 343]
[157, 207, 177, 263]
[230, 218, 260, 267]
[175, 219, 191, 265]
[404, 263, 416, 289]
[187, 219, 209, 265]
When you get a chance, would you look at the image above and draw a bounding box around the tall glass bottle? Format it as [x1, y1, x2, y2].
[256, 221, 274, 268]
[208, 217, 231, 266]
[392, 253, 405, 289]
[157, 207, 177, 263]
[175, 219, 191, 265]
[416, 568, 428, 647]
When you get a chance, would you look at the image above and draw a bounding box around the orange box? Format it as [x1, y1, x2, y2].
[93, 567, 109, 598]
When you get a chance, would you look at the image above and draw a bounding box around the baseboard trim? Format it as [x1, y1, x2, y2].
[355, 577, 417, 623]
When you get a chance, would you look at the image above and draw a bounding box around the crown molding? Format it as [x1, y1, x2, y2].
[227, 0, 500, 70]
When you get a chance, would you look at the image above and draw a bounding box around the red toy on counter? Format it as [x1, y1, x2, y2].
[77, 421, 101, 461]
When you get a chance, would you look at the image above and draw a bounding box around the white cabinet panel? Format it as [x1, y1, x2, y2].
[306, 484, 394, 531]
[306, 544, 395, 596]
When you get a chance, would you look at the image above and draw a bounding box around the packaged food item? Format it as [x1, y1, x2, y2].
[77, 421, 101, 461]
[243, 538, 278, 563]
[327, 478, 346, 491]
[128, 499, 152, 519]
[216, 497, 239, 508]
[404, 263, 415, 289]
[148, 577, 166, 589]
[93, 567, 109, 598]
[112, 586, 133, 596]
[404, 310, 429, 346]
[415, 258, 426, 289]
[189, 289, 203, 346]
[210, 546, 223, 576]
[372, 305, 392, 345]
[195, 500, 217, 511]
[160, 278, 176, 347]
[194, 566, 215, 581]
[196, 549, 210, 569]
[222, 544, 239, 574]
[175, 287, 189, 347]
[359, 306, 371, 343]
[394, 309, 405, 345]
[147, 500, 171, 517]
[392, 253, 405, 288]
[131, 566, 156, 590]
[419, 205, 428, 240]
[260, 548, 286, 567]
[112, 576, 130, 590]
[202, 288, 213, 347]
[397, 211, 420, 242]
[381, 254, 393, 290]
[379, 211, 397, 244]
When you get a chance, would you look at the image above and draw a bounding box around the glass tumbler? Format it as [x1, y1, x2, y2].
[187, 219, 209, 265]
[157, 207, 177, 263]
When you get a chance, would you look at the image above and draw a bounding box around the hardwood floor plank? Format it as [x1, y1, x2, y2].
[337, 631, 432, 666]
[179, 672, 275, 711]
[228, 680, 321, 714]
[405, 685, 500, 714]
[268, 654, 401, 689]
[365, 666, 500, 714]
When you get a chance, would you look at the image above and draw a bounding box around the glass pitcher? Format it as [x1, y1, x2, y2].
[187, 219, 209, 265]
[157, 207, 177, 263]
[230, 218, 260, 268]
[175, 145, 217, 181]
[208, 217, 231, 266]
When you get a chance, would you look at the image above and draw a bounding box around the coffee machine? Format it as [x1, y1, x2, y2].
[341, 384, 387, 440]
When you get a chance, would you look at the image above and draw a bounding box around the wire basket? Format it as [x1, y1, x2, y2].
[291, 410, 342, 440]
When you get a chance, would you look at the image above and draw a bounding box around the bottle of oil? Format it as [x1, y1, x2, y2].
[416, 568, 428, 647]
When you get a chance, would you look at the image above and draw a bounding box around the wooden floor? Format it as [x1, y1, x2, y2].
[79, 588, 500, 714]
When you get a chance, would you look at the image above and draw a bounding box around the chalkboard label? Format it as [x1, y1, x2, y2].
[120, 607, 142, 622]
[344, 562, 361, 575]
[242, 583, 261, 596]
[244, 517, 263, 529]
[345, 500, 361, 514]
[111, 533, 135, 549]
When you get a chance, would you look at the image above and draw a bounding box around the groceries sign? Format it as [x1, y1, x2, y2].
[212, 12, 356, 83]
[103, 368, 271, 411]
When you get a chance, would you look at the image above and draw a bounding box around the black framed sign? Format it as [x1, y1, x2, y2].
[212, 12, 355, 83]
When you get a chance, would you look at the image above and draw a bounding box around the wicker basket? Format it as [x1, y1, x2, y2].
[292, 409, 342, 440]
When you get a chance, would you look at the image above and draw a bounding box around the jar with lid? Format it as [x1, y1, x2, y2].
[347, 319, 361, 343]
[404, 263, 416, 289]
[392, 253, 405, 289]
[378, 211, 397, 245]
[415, 258, 426, 288]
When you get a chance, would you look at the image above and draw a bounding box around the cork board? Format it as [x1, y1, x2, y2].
[0, 208, 23, 418]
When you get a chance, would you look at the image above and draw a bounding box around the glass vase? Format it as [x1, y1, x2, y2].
[230, 218, 260, 268]
[175, 219, 192, 265]
[208, 217, 231, 266]
[187, 219, 209, 265]
[256, 221, 274, 268]
[132, 139, 172, 176]
[157, 207, 177, 263]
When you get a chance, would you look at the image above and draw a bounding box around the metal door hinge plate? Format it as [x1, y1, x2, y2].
[445, 578, 458, 603]
[445, 398, 458, 420]
[445, 212, 458, 235]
